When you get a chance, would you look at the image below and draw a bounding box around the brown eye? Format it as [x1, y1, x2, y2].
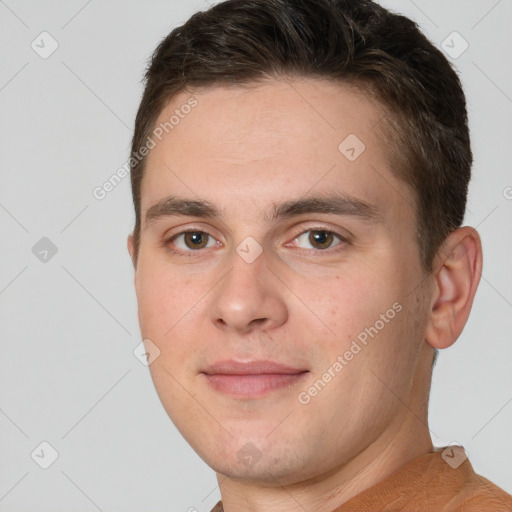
[183, 232, 208, 249]
[171, 231, 216, 251]
[309, 231, 334, 249]
[293, 229, 345, 251]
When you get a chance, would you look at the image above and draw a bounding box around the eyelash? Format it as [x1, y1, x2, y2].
[163, 226, 348, 257]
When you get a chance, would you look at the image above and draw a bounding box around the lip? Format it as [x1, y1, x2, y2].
[202, 359, 307, 375]
[201, 359, 309, 398]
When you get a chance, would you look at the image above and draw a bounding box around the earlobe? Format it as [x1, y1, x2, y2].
[425, 227, 483, 350]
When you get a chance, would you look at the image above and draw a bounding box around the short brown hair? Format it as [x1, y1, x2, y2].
[129, 0, 472, 271]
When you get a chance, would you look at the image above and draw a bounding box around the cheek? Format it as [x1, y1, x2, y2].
[310, 268, 398, 348]
[135, 255, 198, 339]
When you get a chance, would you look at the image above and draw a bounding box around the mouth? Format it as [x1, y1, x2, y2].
[200, 360, 309, 398]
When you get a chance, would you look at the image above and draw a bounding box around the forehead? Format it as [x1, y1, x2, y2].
[140, 78, 414, 225]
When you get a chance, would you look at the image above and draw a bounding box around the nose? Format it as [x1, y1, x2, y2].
[210, 245, 288, 334]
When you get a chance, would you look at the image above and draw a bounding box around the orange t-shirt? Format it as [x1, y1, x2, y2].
[210, 447, 512, 511]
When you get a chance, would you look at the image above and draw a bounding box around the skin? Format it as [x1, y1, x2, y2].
[128, 78, 482, 512]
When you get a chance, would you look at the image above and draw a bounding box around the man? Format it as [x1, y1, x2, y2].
[127, 0, 512, 510]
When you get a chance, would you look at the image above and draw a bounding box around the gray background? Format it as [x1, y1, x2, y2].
[1, 0, 511, 510]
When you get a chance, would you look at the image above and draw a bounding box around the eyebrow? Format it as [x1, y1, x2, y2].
[144, 192, 383, 229]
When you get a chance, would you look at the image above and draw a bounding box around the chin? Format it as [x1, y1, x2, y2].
[195, 437, 317, 486]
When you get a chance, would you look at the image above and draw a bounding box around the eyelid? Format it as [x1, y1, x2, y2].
[163, 223, 222, 241]
[289, 223, 350, 240]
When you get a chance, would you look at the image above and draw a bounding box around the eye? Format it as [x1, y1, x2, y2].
[170, 231, 218, 251]
[292, 228, 346, 251]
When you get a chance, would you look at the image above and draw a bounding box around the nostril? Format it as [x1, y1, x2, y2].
[250, 318, 268, 326]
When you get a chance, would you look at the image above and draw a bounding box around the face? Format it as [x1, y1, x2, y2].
[129, 78, 433, 485]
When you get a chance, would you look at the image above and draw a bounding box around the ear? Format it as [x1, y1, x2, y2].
[425, 227, 483, 350]
[127, 233, 137, 268]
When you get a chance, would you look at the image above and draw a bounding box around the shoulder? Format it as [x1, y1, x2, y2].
[450, 473, 512, 511]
